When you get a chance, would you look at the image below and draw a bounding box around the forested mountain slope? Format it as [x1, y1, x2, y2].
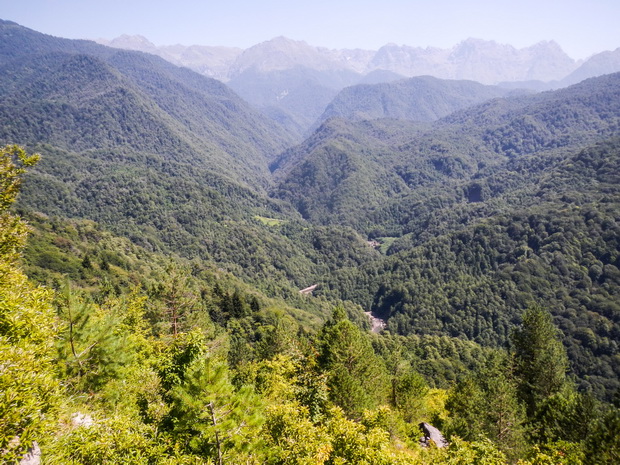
[0, 21, 380, 291]
[269, 73, 620, 399]
[4, 143, 618, 463]
[316, 75, 521, 126]
[271, 118, 428, 224]
[0, 20, 294, 189]
[2, 19, 620, 462]
[319, 136, 620, 399]
[273, 73, 620, 231]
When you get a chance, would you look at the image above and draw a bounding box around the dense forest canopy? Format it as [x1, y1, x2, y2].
[0, 19, 619, 464]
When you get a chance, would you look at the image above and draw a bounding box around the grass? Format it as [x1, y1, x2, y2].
[254, 216, 286, 227]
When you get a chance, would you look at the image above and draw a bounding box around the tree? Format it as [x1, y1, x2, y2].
[584, 406, 620, 464]
[149, 264, 199, 337]
[167, 357, 263, 464]
[511, 306, 569, 417]
[445, 352, 527, 460]
[263, 402, 332, 464]
[318, 307, 389, 417]
[0, 145, 39, 265]
[0, 145, 59, 462]
[56, 284, 138, 393]
[0, 261, 59, 462]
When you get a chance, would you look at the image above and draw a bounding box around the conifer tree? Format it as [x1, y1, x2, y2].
[445, 352, 526, 460]
[318, 307, 389, 417]
[57, 284, 135, 392]
[168, 357, 263, 464]
[511, 306, 569, 417]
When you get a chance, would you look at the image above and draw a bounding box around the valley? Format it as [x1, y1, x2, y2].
[1, 18, 619, 464]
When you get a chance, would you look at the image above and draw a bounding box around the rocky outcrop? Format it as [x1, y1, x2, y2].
[19, 441, 41, 465]
[419, 422, 449, 448]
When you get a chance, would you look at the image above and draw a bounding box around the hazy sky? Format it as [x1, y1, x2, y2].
[2, 0, 618, 59]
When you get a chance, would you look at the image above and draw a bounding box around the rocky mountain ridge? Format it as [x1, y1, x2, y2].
[98, 35, 620, 138]
[99, 35, 589, 84]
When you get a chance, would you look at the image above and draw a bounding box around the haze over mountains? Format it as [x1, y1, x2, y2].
[100, 34, 588, 84]
[0, 13, 620, 388]
[99, 34, 620, 137]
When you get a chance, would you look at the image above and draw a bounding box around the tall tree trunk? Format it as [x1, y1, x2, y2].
[208, 401, 223, 465]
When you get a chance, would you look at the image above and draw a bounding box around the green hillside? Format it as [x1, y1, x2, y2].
[317, 75, 520, 125]
[0, 21, 374, 291]
[271, 74, 620, 400]
[0, 21, 293, 189]
[274, 73, 620, 232]
[316, 137, 620, 399]
[1, 19, 620, 463]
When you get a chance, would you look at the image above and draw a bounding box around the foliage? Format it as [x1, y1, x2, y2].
[437, 437, 508, 465]
[512, 307, 569, 417]
[0, 144, 39, 264]
[45, 414, 173, 465]
[1, 19, 620, 462]
[583, 406, 620, 465]
[0, 261, 59, 462]
[167, 357, 264, 464]
[319, 75, 513, 124]
[0, 144, 59, 463]
[444, 352, 527, 460]
[318, 308, 390, 416]
[325, 137, 620, 400]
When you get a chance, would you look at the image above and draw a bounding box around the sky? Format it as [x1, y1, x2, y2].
[1, 0, 619, 60]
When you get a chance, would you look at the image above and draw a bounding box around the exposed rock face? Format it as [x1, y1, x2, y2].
[229, 37, 344, 74]
[100, 35, 585, 85]
[561, 48, 620, 86]
[419, 422, 449, 448]
[19, 441, 41, 465]
[370, 39, 577, 84]
[96, 35, 242, 82]
[98, 35, 620, 136]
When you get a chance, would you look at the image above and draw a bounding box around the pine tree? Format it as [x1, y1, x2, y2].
[149, 264, 199, 336]
[445, 352, 526, 460]
[57, 284, 136, 392]
[167, 357, 263, 464]
[511, 306, 569, 417]
[318, 307, 389, 417]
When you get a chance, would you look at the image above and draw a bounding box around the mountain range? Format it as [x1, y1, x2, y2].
[99, 34, 620, 137]
[1, 18, 620, 401]
[100, 35, 585, 84]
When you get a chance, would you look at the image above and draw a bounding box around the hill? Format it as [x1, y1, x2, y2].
[98, 34, 242, 81]
[102, 34, 584, 86]
[227, 65, 361, 139]
[0, 20, 380, 291]
[323, 137, 620, 399]
[0, 20, 294, 188]
[2, 20, 619, 403]
[273, 73, 620, 231]
[99, 34, 609, 136]
[269, 73, 620, 399]
[316, 75, 521, 126]
[2, 20, 620, 463]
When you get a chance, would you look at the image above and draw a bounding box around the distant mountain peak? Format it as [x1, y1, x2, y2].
[229, 36, 339, 74]
[267, 36, 308, 46]
[459, 37, 496, 45]
[98, 34, 157, 52]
